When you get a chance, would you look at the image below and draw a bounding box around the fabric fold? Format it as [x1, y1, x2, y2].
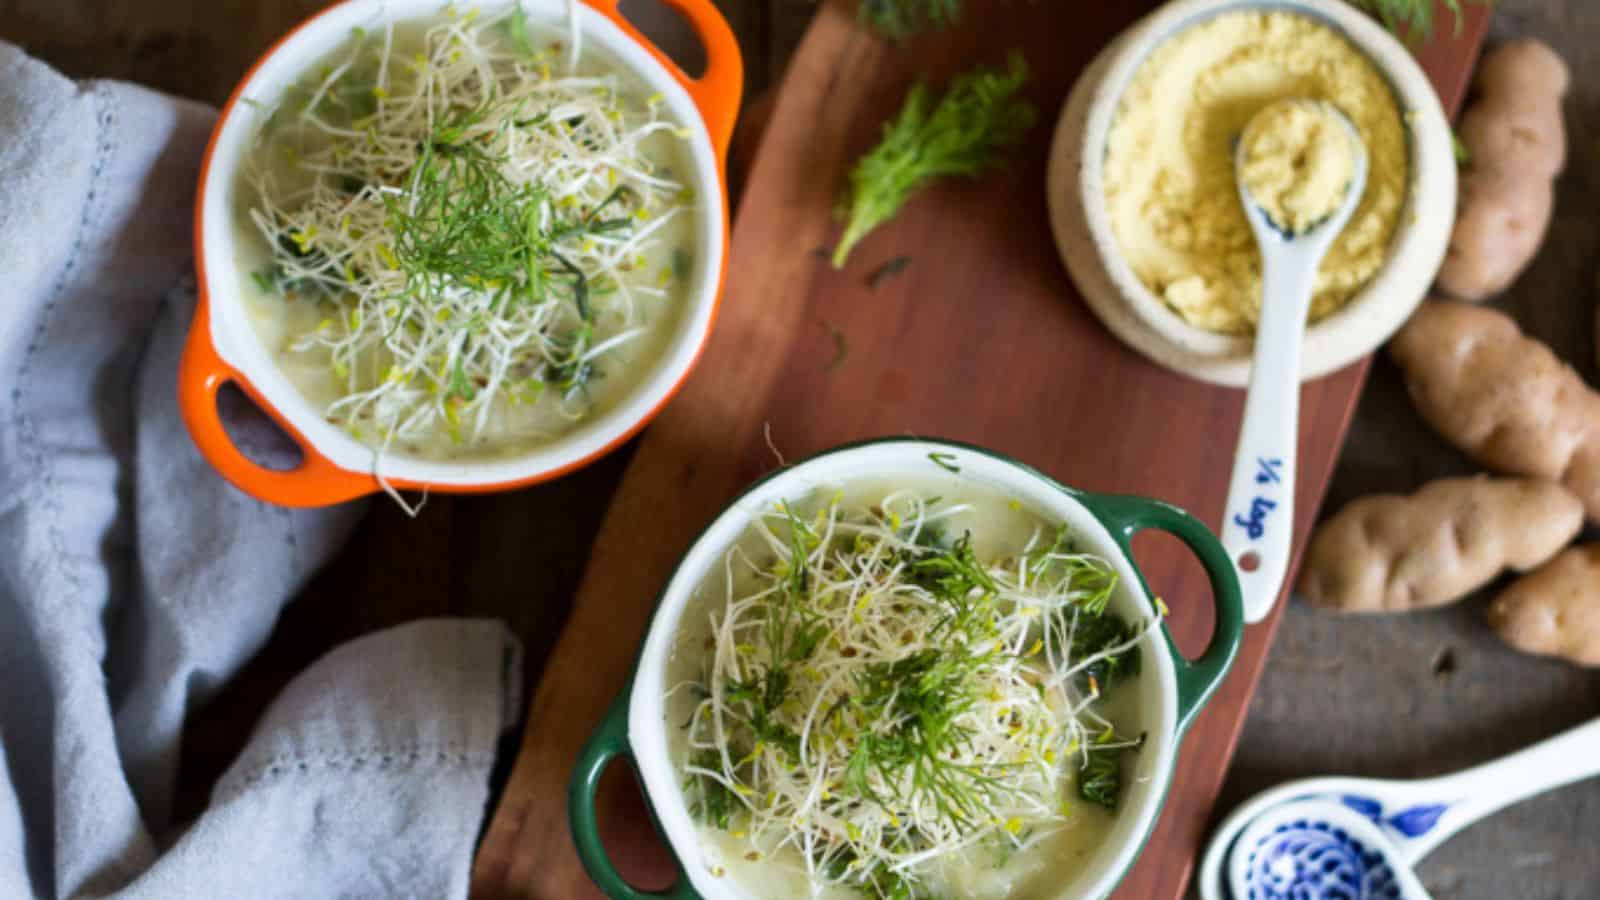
[116, 621, 522, 900]
[0, 41, 523, 900]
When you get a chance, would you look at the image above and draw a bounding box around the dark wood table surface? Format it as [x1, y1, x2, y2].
[4, 0, 1596, 896]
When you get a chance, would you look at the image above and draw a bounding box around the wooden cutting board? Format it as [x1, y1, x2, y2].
[471, 1, 1490, 897]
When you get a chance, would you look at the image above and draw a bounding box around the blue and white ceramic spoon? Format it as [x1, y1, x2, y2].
[1198, 717, 1600, 900]
[1222, 105, 1368, 624]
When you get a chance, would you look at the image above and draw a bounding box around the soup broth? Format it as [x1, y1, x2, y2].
[234, 6, 699, 460]
[666, 475, 1150, 899]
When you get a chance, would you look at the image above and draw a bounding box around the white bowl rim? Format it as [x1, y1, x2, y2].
[624, 438, 1191, 900]
[1057, 0, 1457, 387]
[196, 0, 727, 486]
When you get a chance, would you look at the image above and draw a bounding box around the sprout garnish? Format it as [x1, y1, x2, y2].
[245, 5, 691, 453]
[680, 490, 1155, 898]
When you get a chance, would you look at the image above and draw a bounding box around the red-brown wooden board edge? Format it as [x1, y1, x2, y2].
[471, 2, 1490, 897]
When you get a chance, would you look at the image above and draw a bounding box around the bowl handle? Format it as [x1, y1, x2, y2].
[1077, 493, 1244, 734]
[582, 0, 743, 161]
[570, 691, 702, 899]
[177, 304, 377, 508]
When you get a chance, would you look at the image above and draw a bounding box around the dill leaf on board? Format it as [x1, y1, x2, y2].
[832, 53, 1035, 269]
[1345, 0, 1469, 39]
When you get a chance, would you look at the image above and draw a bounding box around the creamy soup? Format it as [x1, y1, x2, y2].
[235, 6, 698, 460]
[666, 474, 1149, 899]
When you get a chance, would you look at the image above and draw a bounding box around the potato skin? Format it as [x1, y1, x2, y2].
[1437, 40, 1569, 301]
[1390, 301, 1600, 522]
[1458, 40, 1568, 177]
[1299, 477, 1583, 613]
[1489, 545, 1600, 666]
[1438, 170, 1553, 302]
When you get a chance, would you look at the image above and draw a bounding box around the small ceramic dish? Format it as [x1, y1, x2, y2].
[568, 437, 1245, 899]
[1047, 0, 1456, 387]
[179, 0, 741, 506]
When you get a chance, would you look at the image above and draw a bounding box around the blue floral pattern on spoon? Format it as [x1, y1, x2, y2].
[1340, 795, 1450, 839]
[1242, 817, 1401, 900]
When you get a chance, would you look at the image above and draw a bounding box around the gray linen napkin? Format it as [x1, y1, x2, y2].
[0, 42, 524, 900]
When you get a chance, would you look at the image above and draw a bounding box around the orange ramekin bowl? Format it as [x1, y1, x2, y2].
[180, 0, 741, 507]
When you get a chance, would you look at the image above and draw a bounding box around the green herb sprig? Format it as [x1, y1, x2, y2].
[1346, 0, 1468, 39]
[831, 53, 1036, 268]
[858, 0, 963, 43]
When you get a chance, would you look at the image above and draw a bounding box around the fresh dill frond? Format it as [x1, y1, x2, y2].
[831, 53, 1036, 268]
[1345, 0, 1468, 39]
[857, 0, 963, 43]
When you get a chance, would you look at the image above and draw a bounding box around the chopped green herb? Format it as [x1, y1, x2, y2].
[1345, 0, 1469, 39]
[857, 0, 962, 43]
[820, 848, 927, 900]
[685, 749, 738, 830]
[1078, 740, 1133, 809]
[832, 53, 1035, 268]
[251, 268, 278, 295]
[1068, 611, 1141, 693]
[1453, 131, 1470, 165]
[927, 451, 960, 473]
[250, 242, 336, 297]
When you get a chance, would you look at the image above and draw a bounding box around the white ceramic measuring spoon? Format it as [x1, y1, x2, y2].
[1222, 103, 1369, 624]
[1196, 717, 1600, 900]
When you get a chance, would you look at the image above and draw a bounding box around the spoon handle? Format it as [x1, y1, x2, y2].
[1399, 717, 1600, 863]
[1221, 257, 1316, 624]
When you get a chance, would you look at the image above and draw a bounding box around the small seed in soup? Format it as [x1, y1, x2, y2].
[666, 477, 1154, 899]
[235, 6, 699, 460]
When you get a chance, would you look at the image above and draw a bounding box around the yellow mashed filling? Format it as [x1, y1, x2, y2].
[1103, 11, 1407, 334]
[1239, 99, 1357, 234]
